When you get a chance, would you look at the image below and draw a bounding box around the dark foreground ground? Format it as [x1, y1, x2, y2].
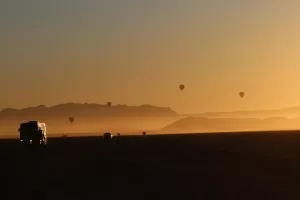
[2, 131, 300, 200]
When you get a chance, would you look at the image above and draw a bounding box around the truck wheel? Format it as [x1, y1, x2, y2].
[40, 140, 45, 146]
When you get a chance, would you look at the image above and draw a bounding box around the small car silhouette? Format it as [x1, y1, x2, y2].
[103, 132, 113, 140]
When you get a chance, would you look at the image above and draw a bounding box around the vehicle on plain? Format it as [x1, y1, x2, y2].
[19, 121, 47, 146]
[103, 132, 113, 140]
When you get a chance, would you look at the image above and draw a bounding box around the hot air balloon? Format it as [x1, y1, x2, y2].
[179, 84, 185, 91]
[239, 92, 245, 98]
[107, 102, 112, 107]
[69, 117, 74, 124]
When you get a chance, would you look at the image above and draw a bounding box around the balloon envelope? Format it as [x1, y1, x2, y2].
[179, 84, 185, 91]
[69, 117, 74, 123]
[239, 92, 245, 98]
[107, 102, 112, 107]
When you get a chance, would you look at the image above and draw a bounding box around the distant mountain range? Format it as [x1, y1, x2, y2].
[2, 103, 300, 121]
[0, 103, 178, 120]
[185, 107, 300, 119]
[3, 103, 300, 134]
[2, 103, 300, 135]
[160, 116, 300, 134]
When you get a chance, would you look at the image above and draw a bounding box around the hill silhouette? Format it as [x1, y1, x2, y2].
[0, 103, 178, 120]
[185, 107, 300, 119]
[160, 116, 300, 133]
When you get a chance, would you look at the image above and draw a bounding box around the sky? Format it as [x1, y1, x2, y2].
[1, 0, 300, 114]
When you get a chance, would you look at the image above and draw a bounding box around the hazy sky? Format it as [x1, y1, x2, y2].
[1, 0, 300, 113]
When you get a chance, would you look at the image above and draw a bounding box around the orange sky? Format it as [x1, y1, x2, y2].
[1, 1, 300, 113]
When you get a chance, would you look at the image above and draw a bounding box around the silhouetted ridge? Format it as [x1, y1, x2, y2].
[0, 103, 178, 120]
[161, 116, 300, 133]
[187, 107, 300, 119]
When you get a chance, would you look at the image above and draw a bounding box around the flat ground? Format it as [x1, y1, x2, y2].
[1, 131, 300, 200]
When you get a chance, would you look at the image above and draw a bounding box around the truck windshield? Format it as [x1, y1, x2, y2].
[20, 123, 38, 131]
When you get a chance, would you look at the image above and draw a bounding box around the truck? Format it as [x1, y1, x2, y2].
[19, 121, 47, 146]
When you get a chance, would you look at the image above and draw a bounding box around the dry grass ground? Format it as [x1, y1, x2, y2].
[1, 131, 300, 200]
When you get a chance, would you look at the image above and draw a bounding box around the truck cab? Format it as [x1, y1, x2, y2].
[19, 121, 47, 146]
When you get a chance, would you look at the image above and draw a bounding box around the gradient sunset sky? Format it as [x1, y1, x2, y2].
[1, 0, 300, 113]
